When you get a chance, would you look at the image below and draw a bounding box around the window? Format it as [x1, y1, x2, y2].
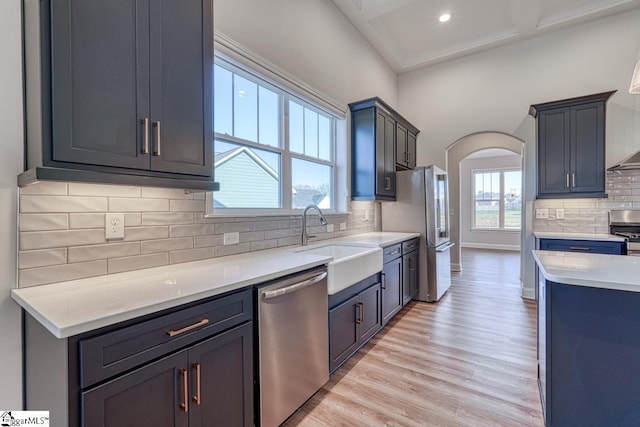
[212, 59, 338, 212]
[473, 169, 522, 230]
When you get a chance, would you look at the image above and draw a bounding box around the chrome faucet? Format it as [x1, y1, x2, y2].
[301, 204, 328, 246]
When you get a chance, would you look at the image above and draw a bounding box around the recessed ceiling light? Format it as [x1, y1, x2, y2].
[439, 13, 452, 23]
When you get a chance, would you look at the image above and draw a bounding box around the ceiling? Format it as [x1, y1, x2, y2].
[332, 0, 640, 73]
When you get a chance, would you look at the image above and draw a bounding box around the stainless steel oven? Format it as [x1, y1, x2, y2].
[609, 210, 640, 256]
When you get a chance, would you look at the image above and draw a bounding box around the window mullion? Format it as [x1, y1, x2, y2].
[282, 94, 292, 209]
[499, 172, 505, 229]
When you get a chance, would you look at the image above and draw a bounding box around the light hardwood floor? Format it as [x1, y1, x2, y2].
[284, 248, 544, 427]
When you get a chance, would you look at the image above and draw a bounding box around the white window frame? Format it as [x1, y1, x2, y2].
[471, 167, 522, 231]
[206, 52, 348, 217]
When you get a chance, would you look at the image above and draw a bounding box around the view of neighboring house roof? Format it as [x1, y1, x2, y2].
[214, 147, 278, 179]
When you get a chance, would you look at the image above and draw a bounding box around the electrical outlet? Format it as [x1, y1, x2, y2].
[556, 208, 565, 220]
[223, 232, 240, 245]
[535, 208, 549, 219]
[339, 222, 347, 231]
[326, 224, 334, 232]
[105, 213, 125, 240]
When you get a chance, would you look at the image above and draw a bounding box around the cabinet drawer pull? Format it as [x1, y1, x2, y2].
[355, 303, 363, 325]
[568, 246, 591, 251]
[381, 272, 387, 289]
[359, 302, 364, 325]
[153, 121, 161, 156]
[566, 173, 570, 188]
[141, 118, 149, 154]
[385, 177, 391, 191]
[180, 368, 189, 412]
[387, 249, 400, 256]
[572, 173, 576, 188]
[167, 318, 209, 337]
[192, 362, 201, 405]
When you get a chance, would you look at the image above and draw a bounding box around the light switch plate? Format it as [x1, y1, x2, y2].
[535, 208, 549, 219]
[556, 208, 565, 220]
[326, 224, 334, 232]
[223, 232, 240, 245]
[105, 213, 125, 240]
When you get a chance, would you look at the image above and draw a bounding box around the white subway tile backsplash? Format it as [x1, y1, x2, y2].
[68, 242, 140, 263]
[21, 195, 108, 213]
[20, 214, 68, 232]
[141, 237, 193, 254]
[19, 248, 67, 269]
[108, 253, 169, 274]
[109, 197, 169, 212]
[20, 229, 105, 250]
[69, 183, 141, 197]
[169, 199, 206, 212]
[141, 187, 194, 199]
[142, 212, 194, 226]
[17, 182, 375, 286]
[19, 260, 107, 287]
[19, 181, 68, 195]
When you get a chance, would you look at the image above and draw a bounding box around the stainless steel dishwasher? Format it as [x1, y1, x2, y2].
[257, 266, 329, 427]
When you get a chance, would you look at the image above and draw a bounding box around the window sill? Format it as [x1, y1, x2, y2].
[470, 228, 521, 233]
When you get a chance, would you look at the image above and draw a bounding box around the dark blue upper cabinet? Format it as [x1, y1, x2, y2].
[23, 0, 216, 190]
[531, 91, 615, 199]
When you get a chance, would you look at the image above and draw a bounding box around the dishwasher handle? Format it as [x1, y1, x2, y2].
[261, 272, 327, 300]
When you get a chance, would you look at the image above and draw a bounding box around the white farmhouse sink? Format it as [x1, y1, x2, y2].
[295, 244, 383, 295]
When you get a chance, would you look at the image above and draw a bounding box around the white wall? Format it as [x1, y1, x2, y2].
[0, 0, 24, 408]
[399, 9, 640, 170]
[213, 0, 398, 108]
[460, 154, 521, 250]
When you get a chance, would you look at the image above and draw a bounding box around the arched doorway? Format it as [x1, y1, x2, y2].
[446, 132, 524, 274]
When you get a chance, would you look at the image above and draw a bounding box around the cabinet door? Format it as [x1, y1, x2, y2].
[407, 132, 417, 169]
[403, 251, 419, 304]
[571, 102, 605, 194]
[149, 0, 212, 176]
[381, 258, 403, 325]
[82, 351, 189, 427]
[538, 108, 571, 196]
[396, 123, 408, 168]
[329, 294, 360, 373]
[188, 323, 253, 427]
[50, 0, 150, 170]
[358, 284, 382, 343]
[375, 111, 395, 198]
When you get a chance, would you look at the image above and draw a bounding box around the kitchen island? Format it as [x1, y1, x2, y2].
[533, 250, 640, 427]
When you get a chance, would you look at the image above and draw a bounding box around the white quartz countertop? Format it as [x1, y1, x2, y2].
[12, 249, 332, 339]
[533, 250, 640, 293]
[332, 231, 421, 247]
[11, 232, 419, 339]
[533, 231, 624, 242]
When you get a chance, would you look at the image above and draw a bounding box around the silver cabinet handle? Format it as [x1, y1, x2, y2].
[572, 173, 576, 188]
[167, 318, 209, 337]
[262, 272, 327, 300]
[153, 121, 161, 156]
[385, 177, 391, 191]
[141, 118, 149, 154]
[566, 173, 570, 188]
[381, 272, 386, 289]
[568, 246, 591, 251]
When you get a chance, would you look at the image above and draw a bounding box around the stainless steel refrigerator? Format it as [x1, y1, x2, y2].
[381, 165, 453, 302]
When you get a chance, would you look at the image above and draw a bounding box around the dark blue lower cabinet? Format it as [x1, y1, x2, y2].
[329, 275, 382, 373]
[538, 277, 640, 426]
[539, 238, 626, 255]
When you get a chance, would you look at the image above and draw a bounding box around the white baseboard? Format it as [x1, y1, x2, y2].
[451, 262, 462, 272]
[461, 242, 520, 251]
[521, 282, 536, 300]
